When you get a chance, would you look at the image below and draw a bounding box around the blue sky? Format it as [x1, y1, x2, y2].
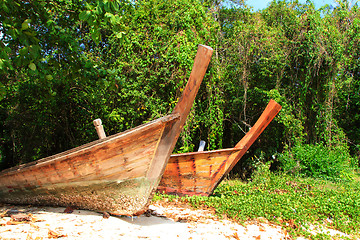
[246, 0, 336, 11]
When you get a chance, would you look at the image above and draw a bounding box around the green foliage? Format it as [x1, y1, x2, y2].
[218, 0, 360, 175]
[0, 0, 117, 166]
[278, 143, 355, 181]
[87, 0, 221, 152]
[153, 191, 179, 202]
[157, 170, 360, 238]
[1, 0, 360, 175]
[78, 0, 126, 44]
[266, 88, 305, 147]
[0, 0, 220, 167]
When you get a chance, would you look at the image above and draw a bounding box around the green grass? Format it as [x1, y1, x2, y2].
[154, 166, 360, 239]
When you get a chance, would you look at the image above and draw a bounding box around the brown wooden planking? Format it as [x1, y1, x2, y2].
[0, 116, 171, 189]
[0, 120, 165, 187]
[147, 45, 214, 181]
[0, 114, 176, 215]
[158, 99, 282, 196]
[159, 148, 240, 195]
[0, 114, 177, 177]
[0, 114, 180, 216]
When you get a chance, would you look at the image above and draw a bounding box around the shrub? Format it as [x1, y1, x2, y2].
[278, 143, 354, 181]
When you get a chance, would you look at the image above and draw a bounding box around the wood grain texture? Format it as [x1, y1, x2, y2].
[158, 100, 282, 196]
[158, 148, 241, 196]
[146, 45, 213, 181]
[0, 115, 179, 215]
[0, 44, 214, 215]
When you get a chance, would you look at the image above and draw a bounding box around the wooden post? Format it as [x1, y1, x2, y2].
[197, 140, 206, 152]
[93, 119, 106, 139]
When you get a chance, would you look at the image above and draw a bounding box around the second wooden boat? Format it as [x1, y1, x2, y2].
[0, 45, 214, 215]
[157, 99, 282, 196]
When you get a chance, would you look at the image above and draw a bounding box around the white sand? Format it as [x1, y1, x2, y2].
[0, 203, 351, 239]
[0, 203, 288, 240]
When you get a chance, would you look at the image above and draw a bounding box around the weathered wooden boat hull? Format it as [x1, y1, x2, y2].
[0, 45, 214, 215]
[0, 115, 179, 215]
[158, 148, 240, 196]
[158, 99, 282, 196]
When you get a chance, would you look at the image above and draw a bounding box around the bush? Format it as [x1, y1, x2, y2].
[278, 143, 354, 181]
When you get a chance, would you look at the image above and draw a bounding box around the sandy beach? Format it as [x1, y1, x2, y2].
[0, 201, 289, 240]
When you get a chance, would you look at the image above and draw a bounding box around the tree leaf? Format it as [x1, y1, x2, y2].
[79, 11, 91, 21]
[21, 22, 29, 30]
[115, 32, 125, 39]
[19, 47, 28, 56]
[0, 82, 6, 101]
[91, 30, 101, 44]
[0, 59, 4, 70]
[104, 2, 111, 12]
[28, 63, 36, 71]
[21, 19, 31, 30]
[111, 1, 119, 12]
[105, 12, 114, 19]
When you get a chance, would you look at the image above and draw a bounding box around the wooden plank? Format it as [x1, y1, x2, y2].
[209, 99, 282, 194]
[0, 114, 179, 177]
[158, 149, 239, 195]
[158, 99, 282, 196]
[146, 45, 213, 180]
[223, 100, 282, 174]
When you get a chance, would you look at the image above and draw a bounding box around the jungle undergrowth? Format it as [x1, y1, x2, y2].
[154, 164, 360, 239]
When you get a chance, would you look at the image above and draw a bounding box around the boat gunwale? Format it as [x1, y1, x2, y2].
[0, 113, 180, 177]
[170, 147, 243, 158]
[159, 99, 282, 196]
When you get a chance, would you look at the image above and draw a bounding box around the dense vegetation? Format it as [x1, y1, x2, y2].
[1, 0, 359, 181]
[2, 1, 359, 238]
[155, 164, 360, 238]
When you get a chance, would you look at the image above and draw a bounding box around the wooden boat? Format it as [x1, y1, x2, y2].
[0, 44, 213, 215]
[157, 99, 282, 196]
